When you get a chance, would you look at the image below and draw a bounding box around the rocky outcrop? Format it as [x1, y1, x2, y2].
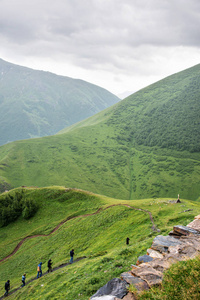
[90, 278, 128, 299]
[136, 254, 153, 265]
[173, 225, 200, 236]
[91, 296, 120, 300]
[186, 215, 200, 232]
[90, 214, 200, 299]
[151, 235, 182, 253]
[120, 272, 149, 291]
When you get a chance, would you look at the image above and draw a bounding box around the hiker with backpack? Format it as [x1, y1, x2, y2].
[37, 262, 43, 278]
[70, 249, 74, 263]
[4, 280, 10, 296]
[21, 273, 26, 287]
[47, 259, 53, 272]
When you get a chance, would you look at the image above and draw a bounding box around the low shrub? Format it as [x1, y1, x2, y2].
[0, 189, 39, 226]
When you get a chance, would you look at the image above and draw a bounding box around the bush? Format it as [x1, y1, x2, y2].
[22, 198, 39, 219]
[0, 189, 39, 226]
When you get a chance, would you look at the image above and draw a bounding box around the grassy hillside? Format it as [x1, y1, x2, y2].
[60, 63, 200, 153]
[0, 64, 199, 200]
[0, 58, 120, 145]
[0, 187, 199, 299]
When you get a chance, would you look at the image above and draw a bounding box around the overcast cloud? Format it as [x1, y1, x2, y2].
[0, 0, 200, 95]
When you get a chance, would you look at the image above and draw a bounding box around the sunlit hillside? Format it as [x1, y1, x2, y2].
[0, 187, 199, 299]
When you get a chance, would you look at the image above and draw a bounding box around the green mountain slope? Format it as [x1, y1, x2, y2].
[0, 187, 199, 299]
[0, 58, 120, 145]
[0, 65, 199, 200]
[60, 63, 200, 152]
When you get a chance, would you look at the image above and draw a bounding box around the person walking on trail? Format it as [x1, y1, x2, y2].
[70, 249, 74, 263]
[37, 262, 43, 278]
[4, 280, 10, 296]
[21, 273, 26, 287]
[126, 237, 130, 245]
[47, 259, 53, 272]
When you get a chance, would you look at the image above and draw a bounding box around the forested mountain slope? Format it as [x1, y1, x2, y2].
[60, 63, 200, 152]
[0, 58, 120, 145]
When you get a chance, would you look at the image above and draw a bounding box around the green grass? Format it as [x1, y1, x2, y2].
[0, 65, 200, 199]
[0, 122, 199, 200]
[0, 187, 200, 299]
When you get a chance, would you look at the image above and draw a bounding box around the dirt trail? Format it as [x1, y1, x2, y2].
[0, 256, 86, 299]
[0, 204, 159, 264]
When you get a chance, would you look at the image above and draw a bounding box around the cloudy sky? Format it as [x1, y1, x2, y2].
[0, 0, 200, 96]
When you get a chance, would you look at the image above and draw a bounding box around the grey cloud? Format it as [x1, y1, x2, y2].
[0, 0, 200, 84]
[1, 0, 200, 47]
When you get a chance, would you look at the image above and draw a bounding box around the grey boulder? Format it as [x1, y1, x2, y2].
[90, 278, 128, 299]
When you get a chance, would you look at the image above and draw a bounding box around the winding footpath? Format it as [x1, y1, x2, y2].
[0, 204, 158, 264]
[0, 257, 86, 300]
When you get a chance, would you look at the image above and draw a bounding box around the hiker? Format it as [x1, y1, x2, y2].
[21, 273, 26, 287]
[70, 249, 74, 263]
[47, 259, 53, 272]
[126, 237, 130, 245]
[4, 280, 10, 297]
[37, 262, 43, 278]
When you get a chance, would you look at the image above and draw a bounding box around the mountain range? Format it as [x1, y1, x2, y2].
[0, 64, 199, 200]
[0, 58, 120, 146]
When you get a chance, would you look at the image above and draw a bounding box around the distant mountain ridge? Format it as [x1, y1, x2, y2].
[0, 58, 120, 145]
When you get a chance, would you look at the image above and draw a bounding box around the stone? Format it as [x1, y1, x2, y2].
[187, 219, 200, 232]
[180, 245, 199, 259]
[168, 245, 181, 254]
[168, 241, 200, 259]
[121, 272, 149, 291]
[151, 235, 182, 253]
[91, 296, 115, 300]
[147, 258, 171, 272]
[131, 265, 163, 287]
[180, 236, 200, 251]
[136, 254, 153, 265]
[164, 251, 195, 265]
[168, 230, 182, 237]
[122, 292, 137, 299]
[173, 225, 200, 236]
[90, 278, 128, 299]
[131, 265, 138, 269]
[147, 249, 163, 259]
[194, 215, 200, 220]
